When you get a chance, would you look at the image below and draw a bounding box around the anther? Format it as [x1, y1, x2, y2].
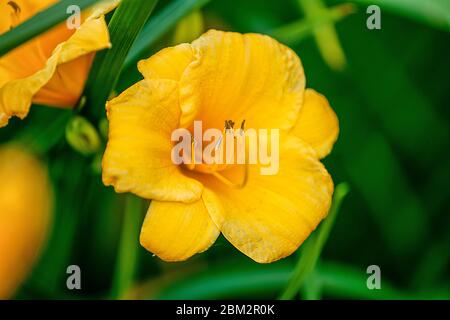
[224, 120, 235, 130]
[235, 120, 246, 136]
[7, 1, 21, 14]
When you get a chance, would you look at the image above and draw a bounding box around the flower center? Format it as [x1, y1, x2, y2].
[182, 119, 249, 189]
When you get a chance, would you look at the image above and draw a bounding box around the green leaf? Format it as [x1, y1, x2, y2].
[156, 261, 293, 300]
[0, 0, 101, 56]
[84, 0, 158, 118]
[313, 262, 450, 299]
[279, 183, 350, 300]
[124, 0, 210, 70]
[155, 259, 441, 300]
[109, 194, 144, 299]
[17, 108, 72, 155]
[347, 0, 450, 32]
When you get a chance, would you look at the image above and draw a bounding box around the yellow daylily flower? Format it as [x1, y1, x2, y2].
[0, 145, 52, 299]
[0, 0, 120, 127]
[102, 30, 339, 263]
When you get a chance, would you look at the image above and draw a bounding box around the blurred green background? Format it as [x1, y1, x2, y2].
[1, 0, 449, 299]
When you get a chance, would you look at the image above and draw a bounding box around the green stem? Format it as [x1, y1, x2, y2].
[298, 0, 349, 70]
[270, 4, 355, 45]
[109, 194, 144, 299]
[301, 276, 323, 300]
[279, 183, 350, 300]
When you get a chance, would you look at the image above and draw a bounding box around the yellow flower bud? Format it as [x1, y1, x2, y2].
[172, 10, 204, 45]
[0, 145, 52, 299]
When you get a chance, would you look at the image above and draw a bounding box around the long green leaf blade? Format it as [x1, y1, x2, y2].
[124, 0, 210, 69]
[110, 194, 144, 299]
[155, 260, 441, 300]
[84, 0, 158, 118]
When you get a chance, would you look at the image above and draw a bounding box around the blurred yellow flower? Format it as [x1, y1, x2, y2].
[102, 30, 339, 263]
[0, 145, 52, 299]
[0, 0, 120, 127]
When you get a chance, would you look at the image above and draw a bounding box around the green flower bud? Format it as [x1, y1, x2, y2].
[65, 116, 101, 156]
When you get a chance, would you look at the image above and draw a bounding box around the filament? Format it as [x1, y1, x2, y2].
[185, 137, 196, 170]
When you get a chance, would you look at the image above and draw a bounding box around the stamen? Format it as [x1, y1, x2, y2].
[214, 134, 223, 150]
[211, 119, 249, 188]
[184, 119, 249, 183]
[224, 120, 235, 130]
[235, 119, 246, 136]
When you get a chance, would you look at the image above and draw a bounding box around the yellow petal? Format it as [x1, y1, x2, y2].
[0, 1, 67, 85]
[0, 39, 46, 87]
[0, 0, 119, 127]
[0, 0, 56, 34]
[0, 0, 61, 86]
[0, 145, 52, 299]
[102, 79, 203, 203]
[138, 43, 195, 81]
[179, 29, 305, 129]
[33, 53, 94, 107]
[200, 136, 333, 263]
[290, 89, 339, 158]
[140, 199, 220, 262]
